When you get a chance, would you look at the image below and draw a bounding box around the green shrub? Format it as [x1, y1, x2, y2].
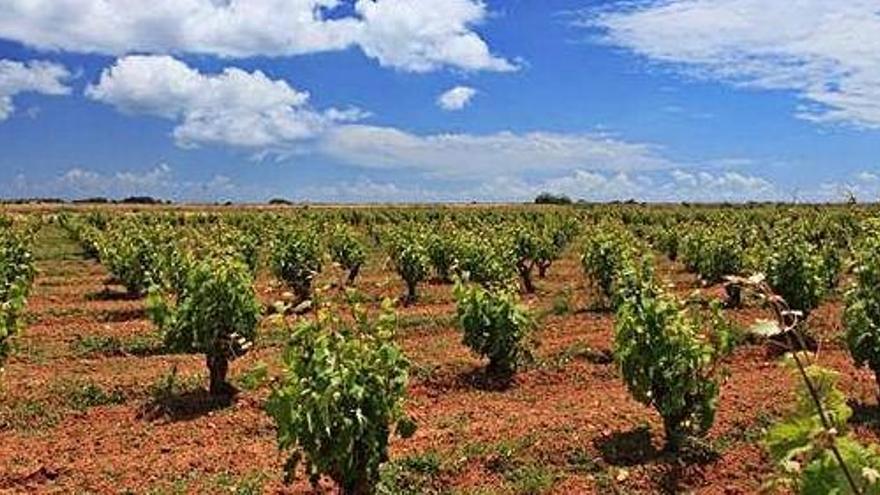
[511, 225, 540, 293]
[329, 225, 367, 285]
[0, 226, 34, 371]
[580, 224, 638, 308]
[819, 243, 843, 290]
[764, 237, 826, 318]
[151, 240, 193, 296]
[534, 219, 575, 278]
[387, 229, 431, 305]
[845, 230, 880, 394]
[454, 233, 516, 289]
[215, 224, 260, 275]
[614, 256, 730, 451]
[427, 230, 458, 283]
[59, 213, 103, 259]
[454, 280, 534, 377]
[98, 222, 161, 295]
[653, 225, 680, 261]
[272, 227, 323, 302]
[680, 226, 744, 284]
[267, 299, 415, 494]
[148, 257, 261, 395]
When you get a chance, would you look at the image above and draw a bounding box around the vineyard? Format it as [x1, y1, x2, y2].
[3, 203, 880, 493]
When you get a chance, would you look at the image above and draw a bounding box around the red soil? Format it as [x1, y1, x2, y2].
[1, 231, 877, 494]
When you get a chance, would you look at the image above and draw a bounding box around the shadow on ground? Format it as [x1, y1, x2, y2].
[594, 425, 661, 467]
[849, 399, 880, 431]
[139, 388, 236, 423]
[455, 367, 517, 392]
[86, 288, 143, 302]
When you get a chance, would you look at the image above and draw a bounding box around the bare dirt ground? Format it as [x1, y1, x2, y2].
[2, 225, 879, 494]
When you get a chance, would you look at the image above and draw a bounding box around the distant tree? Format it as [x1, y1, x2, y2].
[73, 197, 110, 204]
[269, 198, 294, 205]
[534, 192, 573, 205]
[121, 196, 164, 205]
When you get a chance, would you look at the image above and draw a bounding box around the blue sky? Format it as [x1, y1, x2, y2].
[0, 0, 877, 203]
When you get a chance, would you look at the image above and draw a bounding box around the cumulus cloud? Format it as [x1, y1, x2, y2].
[0, 59, 70, 121]
[292, 169, 779, 203]
[86, 55, 363, 148]
[353, 0, 514, 72]
[85, 55, 679, 177]
[538, 171, 651, 201]
[295, 177, 444, 203]
[448, 172, 650, 203]
[663, 170, 776, 200]
[585, 0, 880, 128]
[437, 85, 477, 110]
[319, 125, 673, 178]
[3, 163, 260, 201]
[293, 173, 646, 203]
[0, 0, 514, 73]
[56, 163, 175, 198]
[471, 170, 776, 203]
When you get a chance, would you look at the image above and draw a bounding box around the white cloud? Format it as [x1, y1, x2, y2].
[664, 170, 776, 200]
[481, 170, 775, 203]
[670, 169, 698, 188]
[86, 55, 362, 148]
[85, 56, 679, 176]
[437, 85, 477, 110]
[0, 59, 70, 121]
[814, 170, 880, 202]
[296, 177, 443, 203]
[320, 125, 673, 178]
[471, 170, 653, 202]
[353, 0, 514, 72]
[293, 173, 647, 203]
[536, 171, 649, 201]
[2, 163, 785, 203]
[4, 163, 259, 201]
[0, 0, 514, 73]
[57, 163, 174, 197]
[856, 171, 879, 183]
[292, 169, 779, 203]
[586, 0, 880, 128]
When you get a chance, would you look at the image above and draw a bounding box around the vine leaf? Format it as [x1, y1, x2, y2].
[749, 319, 784, 338]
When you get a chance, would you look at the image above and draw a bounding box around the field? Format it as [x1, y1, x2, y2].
[2, 203, 880, 494]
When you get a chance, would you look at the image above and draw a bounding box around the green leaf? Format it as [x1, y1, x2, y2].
[748, 319, 784, 338]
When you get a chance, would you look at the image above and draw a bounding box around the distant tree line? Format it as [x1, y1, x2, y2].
[0, 196, 171, 205]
